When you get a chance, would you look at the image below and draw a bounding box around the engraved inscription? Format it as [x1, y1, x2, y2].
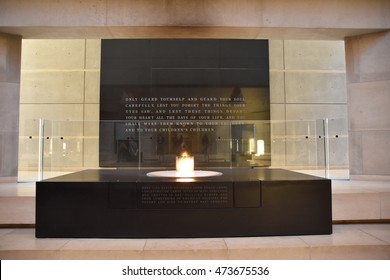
[138, 183, 233, 209]
[123, 96, 248, 123]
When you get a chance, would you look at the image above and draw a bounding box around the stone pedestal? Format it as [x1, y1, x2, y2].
[36, 168, 332, 238]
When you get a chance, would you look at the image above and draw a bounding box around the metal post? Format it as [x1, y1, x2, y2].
[38, 119, 44, 181]
[138, 121, 141, 170]
[323, 118, 330, 179]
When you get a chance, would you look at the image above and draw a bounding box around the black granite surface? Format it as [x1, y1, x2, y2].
[36, 168, 332, 238]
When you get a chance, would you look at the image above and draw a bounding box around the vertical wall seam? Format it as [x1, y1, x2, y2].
[282, 40, 287, 167]
[82, 39, 87, 167]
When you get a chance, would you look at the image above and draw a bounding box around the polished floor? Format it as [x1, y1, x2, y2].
[0, 224, 389, 260]
[1, 177, 390, 260]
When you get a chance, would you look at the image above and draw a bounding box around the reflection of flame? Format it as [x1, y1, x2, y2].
[177, 178, 195, 182]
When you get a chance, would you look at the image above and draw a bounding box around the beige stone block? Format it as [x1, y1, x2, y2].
[22, 39, 85, 69]
[0, 197, 35, 224]
[328, 136, 349, 167]
[0, 0, 107, 27]
[0, 229, 13, 237]
[285, 138, 318, 167]
[282, 117, 349, 169]
[84, 103, 99, 136]
[60, 239, 145, 260]
[44, 137, 84, 168]
[348, 132, 363, 175]
[0, 229, 69, 259]
[1, 0, 390, 31]
[345, 36, 361, 84]
[381, 193, 390, 219]
[358, 31, 390, 82]
[308, 245, 390, 260]
[346, 31, 390, 83]
[18, 107, 85, 169]
[270, 71, 284, 103]
[143, 238, 228, 260]
[326, 118, 349, 167]
[285, 104, 347, 120]
[18, 119, 41, 137]
[285, 72, 347, 104]
[44, 120, 84, 139]
[0, 181, 35, 196]
[284, 118, 320, 137]
[362, 131, 390, 176]
[271, 139, 286, 167]
[352, 224, 390, 244]
[270, 104, 285, 122]
[0, 37, 6, 81]
[332, 193, 381, 221]
[83, 138, 99, 167]
[225, 236, 310, 260]
[20, 71, 84, 103]
[83, 103, 99, 167]
[262, 0, 390, 29]
[42, 122, 74, 138]
[0, 250, 61, 260]
[300, 225, 387, 247]
[18, 136, 40, 170]
[84, 70, 100, 103]
[0, 132, 19, 177]
[85, 39, 101, 69]
[107, 0, 263, 27]
[269, 40, 284, 69]
[105, 26, 267, 40]
[270, 107, 286, 167]
[84, 104, 99, 121]
[284, 40, 345, 70]
[0, 83, 20, 132]
[348, 80, 390, 131]
[19, 104, 83, 121]
[2, 34, 21, 83]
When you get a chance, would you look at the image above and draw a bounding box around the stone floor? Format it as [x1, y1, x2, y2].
[0, 224, 389, 260]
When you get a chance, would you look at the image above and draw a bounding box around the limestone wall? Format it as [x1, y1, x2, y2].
[18, 39, 100, 173]
[346, 31, 390, 178]
[18, 39, 348, 177]
[269, 40, 348, 172]
[0, 33, 21, 182]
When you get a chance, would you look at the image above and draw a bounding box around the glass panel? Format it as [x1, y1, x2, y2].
[282, 120, 326, 177]
[18, 119, 42, 182]
[17, 119, 349, 181]
[137, 120, 234, 169]
[316, 119, 326, 178]
[252, 121, 271, 167]
[112, 121, 140, 168]
[325, 118, 350, 179]
[41, 120, 85, 180]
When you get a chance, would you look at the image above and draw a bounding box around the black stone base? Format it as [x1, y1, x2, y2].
[35, 168, 332, 238]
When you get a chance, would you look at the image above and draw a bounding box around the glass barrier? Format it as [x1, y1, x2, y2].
[271, 119, 326, 178]
[41, 119, 87, 180]
[18, 119, 43, 182]
[324, 118, 350, 179]
[17, 119, 349, 181]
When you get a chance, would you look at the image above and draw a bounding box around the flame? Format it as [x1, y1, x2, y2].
[176, 151, 194, 177]
[181, 151, 189, 157]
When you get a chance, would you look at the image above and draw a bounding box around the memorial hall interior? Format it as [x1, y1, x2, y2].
[0, 0, 390, 259]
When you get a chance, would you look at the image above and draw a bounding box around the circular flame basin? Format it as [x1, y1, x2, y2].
[146, 170, 223, 178]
